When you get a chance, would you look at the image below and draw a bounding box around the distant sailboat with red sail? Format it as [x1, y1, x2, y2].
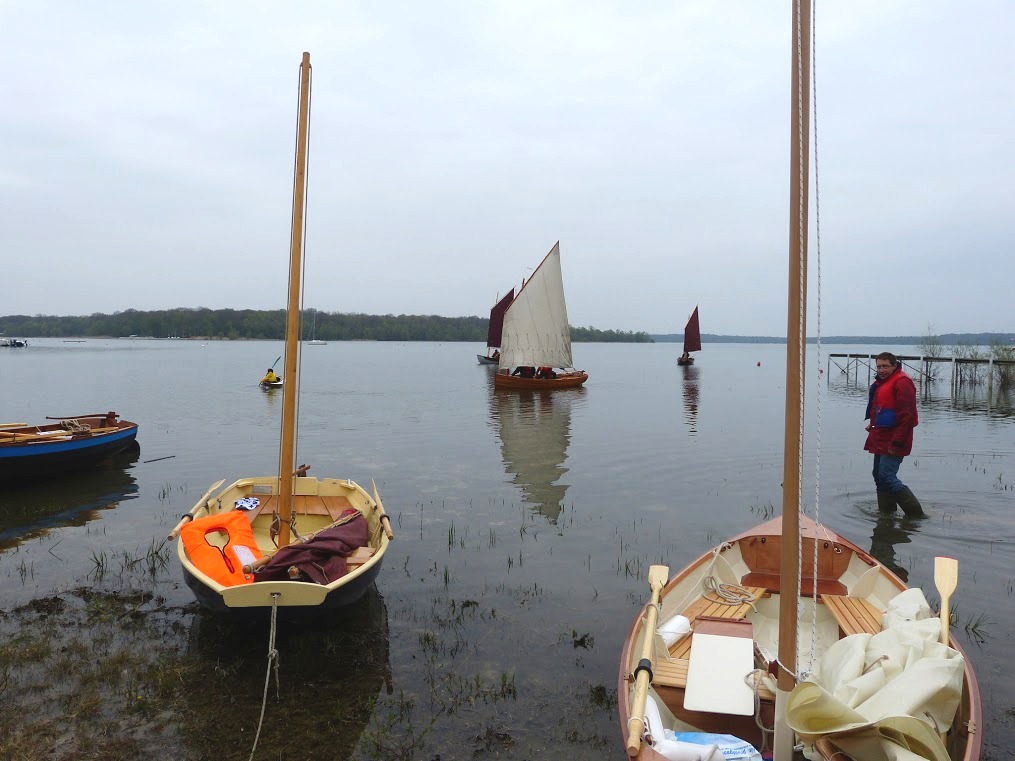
[478, 289, 515, 365]
[677, 305, 701, 366]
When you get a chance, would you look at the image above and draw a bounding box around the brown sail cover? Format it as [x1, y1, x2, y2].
[683, 306, 702, 354]
[254, 513, 369, 584]
[486, 289, 515, 348]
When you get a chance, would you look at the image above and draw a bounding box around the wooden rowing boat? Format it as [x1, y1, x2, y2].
[0, 412, 139, 479]
[172, 52, 392, 612]
[492, 371, 588, 390]
[618, 517, 982, 760]
[619, 2, 981, 759]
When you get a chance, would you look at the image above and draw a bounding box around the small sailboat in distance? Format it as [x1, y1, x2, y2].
[478, 289, 514, 365]
[676, 306, 701, 366]
[172, 52, 392, 613]
[494, 242, 588, 390]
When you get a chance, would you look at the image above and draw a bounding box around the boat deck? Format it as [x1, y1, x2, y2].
[243, 494, 353, 522]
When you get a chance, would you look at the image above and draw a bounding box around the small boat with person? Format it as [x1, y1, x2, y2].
[494, 242, 588, 390]
[676, 306, 701, 366]
[172, 52, 392, 613]
[478, 288, 514, 364]
[0, 412, 139, 479]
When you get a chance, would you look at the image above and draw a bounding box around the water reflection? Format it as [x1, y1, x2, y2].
[826, 376, 1015, 420]
[868, 512, 919, 583]
[0, 443, 140, 550]
[680, 365, 700, 433]
[492, 390, 577, 523]
[182, 585, 392, 759]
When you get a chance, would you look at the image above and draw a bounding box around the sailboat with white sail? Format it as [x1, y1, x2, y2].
[170, 53, 392, 613]
[308, 310, 327, 345]
[494, 241, 588, 389]
[617, 2, 981, 760]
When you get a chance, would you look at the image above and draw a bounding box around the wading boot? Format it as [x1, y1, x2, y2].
[876, 491, 898, 514]
[895, 487, 925, 518]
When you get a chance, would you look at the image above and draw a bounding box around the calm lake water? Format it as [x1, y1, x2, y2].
[1, 339, 1012, 759]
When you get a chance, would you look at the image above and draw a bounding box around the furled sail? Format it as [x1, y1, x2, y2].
[683, 306, 701, 354]
[498, 242, 573, 369]
[486, 289, 515, 348]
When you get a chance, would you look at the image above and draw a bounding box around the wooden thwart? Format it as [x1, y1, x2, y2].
[668, 586, 766, 661]
[820, 594, 882, 636]
[243, 494, 353, 522]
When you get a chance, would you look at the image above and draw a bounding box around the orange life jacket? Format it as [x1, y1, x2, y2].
[181, 510, 264, 587]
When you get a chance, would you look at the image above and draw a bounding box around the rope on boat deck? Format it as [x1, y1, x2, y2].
[745, 668, 775, 753]
[702, 576, 757, 610]
[248, 593, 282, 761]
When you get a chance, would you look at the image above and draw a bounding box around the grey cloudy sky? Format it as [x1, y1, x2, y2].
[2, 1, 1012, 336]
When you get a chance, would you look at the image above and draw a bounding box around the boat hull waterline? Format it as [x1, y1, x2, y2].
[493, 371, 588, 390]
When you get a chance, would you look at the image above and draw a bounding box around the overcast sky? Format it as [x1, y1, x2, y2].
[2, 1, 1012, 336]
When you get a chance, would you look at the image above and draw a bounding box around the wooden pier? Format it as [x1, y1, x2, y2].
[828, 353, 1015, 394]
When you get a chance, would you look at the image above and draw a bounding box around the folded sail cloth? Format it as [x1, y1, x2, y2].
[786, 589, 963, 761]
[254, 511, 369, 584]
[234, 497, 260, 511]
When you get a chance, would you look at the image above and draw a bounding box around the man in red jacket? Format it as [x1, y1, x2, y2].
[864, 352, 924, 516]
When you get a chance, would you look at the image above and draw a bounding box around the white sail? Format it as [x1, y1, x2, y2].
[498, 242, 574, 370]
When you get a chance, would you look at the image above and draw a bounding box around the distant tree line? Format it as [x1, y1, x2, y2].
[0, 308, 653, 343]
[651, 332, 1015, 345]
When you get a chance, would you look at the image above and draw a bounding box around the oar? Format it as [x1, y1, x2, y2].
[935, 556, 958, 646]
[371, 479, 395, 540]
[168, 479, 225, 540]
[271, 355, 282, 370]
[0, 423, 27, 429]
[934, 556, 958, 744]
[626, 564, 670, 757]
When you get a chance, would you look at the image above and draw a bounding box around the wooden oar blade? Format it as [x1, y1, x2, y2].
[934, 556, 958, 596]
[648, 564, 669, 592]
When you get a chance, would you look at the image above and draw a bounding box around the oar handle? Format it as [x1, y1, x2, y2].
[371, 479, 394, 540]
[168, 479, 225, 539]
[626, 566, 669, 757]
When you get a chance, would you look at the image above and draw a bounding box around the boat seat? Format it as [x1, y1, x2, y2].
[346, 546, 376, 571]
[820, 594, 882, 636]
[740, 572, 846, 597]
[240, 494, 354, 522]
[668, 585, 767, 661]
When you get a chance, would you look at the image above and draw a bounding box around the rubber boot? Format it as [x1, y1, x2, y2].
[876, 491, 898, 514]
[894, 487, 925, 518]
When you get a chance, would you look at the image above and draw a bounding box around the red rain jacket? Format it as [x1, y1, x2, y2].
[864, 366, 918, 456]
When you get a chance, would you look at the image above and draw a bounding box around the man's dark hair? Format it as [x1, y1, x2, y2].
[876, 351, 898, 365]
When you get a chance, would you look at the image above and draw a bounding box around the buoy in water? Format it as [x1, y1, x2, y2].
[757, 361, 761, 366]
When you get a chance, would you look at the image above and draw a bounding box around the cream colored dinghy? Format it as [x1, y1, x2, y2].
[171, 476, 391, 611]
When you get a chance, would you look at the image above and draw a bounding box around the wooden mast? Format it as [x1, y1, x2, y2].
[278, 51, 312, 548]
[775, 1, 810, 758]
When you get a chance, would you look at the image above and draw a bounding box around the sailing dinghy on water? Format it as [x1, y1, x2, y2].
[478, 288, 514, 364]
[494, 242, 588, 390]
[618, 3, 981, 760]
[677, 306, 701, 366]
[171, 53, 393, 613]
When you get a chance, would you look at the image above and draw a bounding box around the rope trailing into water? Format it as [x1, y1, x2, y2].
[248, 593, 282, 761]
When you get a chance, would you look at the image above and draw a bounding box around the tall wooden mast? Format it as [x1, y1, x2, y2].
[775, 1, 811, 758]
[278, 51, 312, 548]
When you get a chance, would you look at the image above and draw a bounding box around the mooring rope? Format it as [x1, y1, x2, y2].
[248, 593, 282, 761]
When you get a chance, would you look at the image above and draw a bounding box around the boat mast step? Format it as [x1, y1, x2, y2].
[683, 617, 756, 716]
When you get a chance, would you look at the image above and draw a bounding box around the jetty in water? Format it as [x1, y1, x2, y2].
[829, 353, 1015, 393]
